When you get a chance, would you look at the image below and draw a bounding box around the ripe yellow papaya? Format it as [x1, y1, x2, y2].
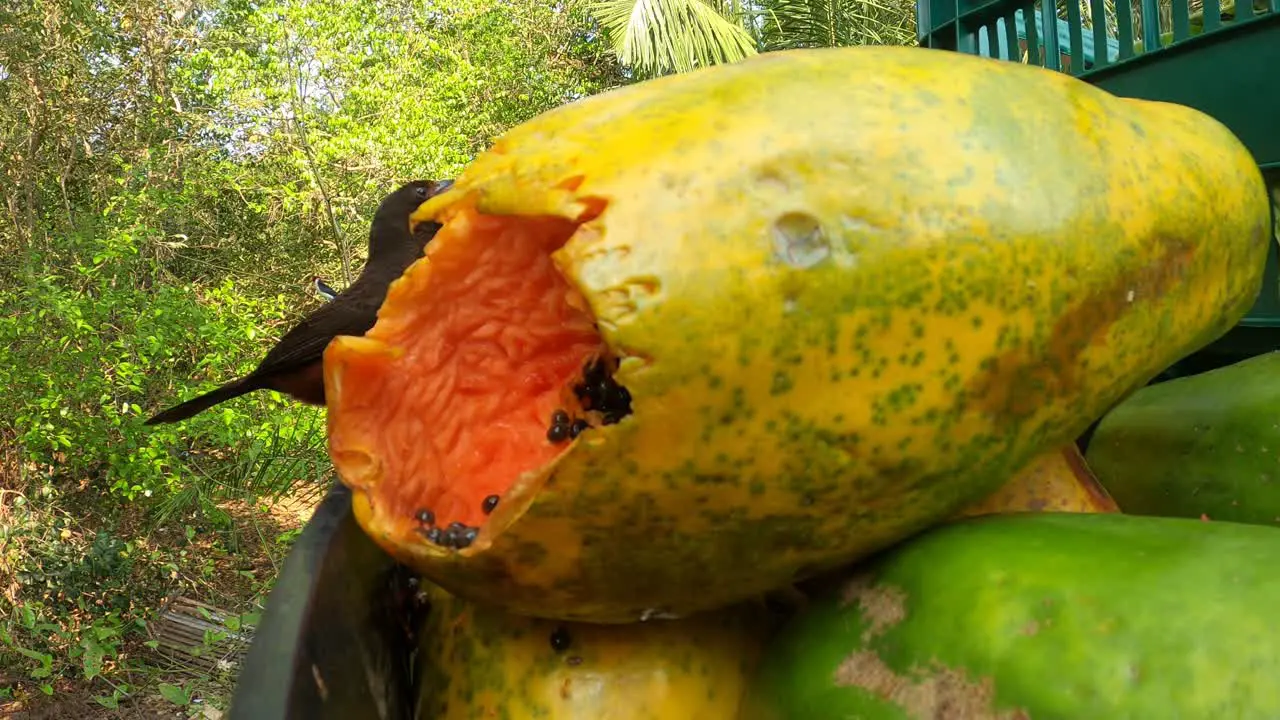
[955, 444, 1120, 518]
[324, 46, 1270, 622]
[413, 583, 770, 719]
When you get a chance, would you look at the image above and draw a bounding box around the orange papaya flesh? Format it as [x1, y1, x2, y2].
[326, 204, 619, 543]
[955, 443, 1120, 518]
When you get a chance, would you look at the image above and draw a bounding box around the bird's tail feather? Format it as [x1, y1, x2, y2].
[143, 378, 257, 425]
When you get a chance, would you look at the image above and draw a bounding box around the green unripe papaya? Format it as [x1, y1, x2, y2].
[1087, 351, 1280, 525]
[748, 512, 1280, 718]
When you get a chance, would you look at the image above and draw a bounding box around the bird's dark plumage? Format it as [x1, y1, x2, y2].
[145, 179, 453, 425]
[312, 276, 339, 302]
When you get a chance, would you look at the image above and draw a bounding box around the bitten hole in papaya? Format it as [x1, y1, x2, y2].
[330, 203, 631, 550]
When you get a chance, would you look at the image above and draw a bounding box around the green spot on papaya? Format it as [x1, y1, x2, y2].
[771, 371, 795, 396]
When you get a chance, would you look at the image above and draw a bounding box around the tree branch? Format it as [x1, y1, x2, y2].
[282, 29, 353, 284]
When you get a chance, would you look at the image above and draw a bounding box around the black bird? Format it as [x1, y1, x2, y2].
[312, 276, 339, 302]
[144, 179, 453, 425]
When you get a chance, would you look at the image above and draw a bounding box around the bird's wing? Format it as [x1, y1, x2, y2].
[249, 292, 383, 378]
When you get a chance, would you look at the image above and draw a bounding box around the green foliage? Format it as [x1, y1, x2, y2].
[158, 682, 190, 706]
[0, 0, 623, 709]
[591, 0, 760, 78]
[1, 489, 134, 697]
[753, 0, 918, 50]
[1, 473, 325, 713]
[588, 0, 922, 79]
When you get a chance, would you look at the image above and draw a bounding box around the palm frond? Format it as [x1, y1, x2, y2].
[591, 0, 760, 78]
[754, 0, 918, 49]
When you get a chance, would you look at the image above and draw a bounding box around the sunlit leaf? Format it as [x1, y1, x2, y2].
[592, 0, 759, 77]
[158, 682, 190, 706]
[80, 638, 105, 680]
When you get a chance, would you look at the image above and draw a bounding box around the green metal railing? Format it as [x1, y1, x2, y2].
[918, 0, 1278, 76]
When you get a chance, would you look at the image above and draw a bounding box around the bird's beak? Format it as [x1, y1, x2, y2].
[409, 179, 456, 233]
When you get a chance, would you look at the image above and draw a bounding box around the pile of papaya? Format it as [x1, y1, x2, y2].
[320, 45, 1280, 717]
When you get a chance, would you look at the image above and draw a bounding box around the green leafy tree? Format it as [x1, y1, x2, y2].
[754, 0, 918, 50]
[0, 0, 622, 703]
[589, 0, 920, 79]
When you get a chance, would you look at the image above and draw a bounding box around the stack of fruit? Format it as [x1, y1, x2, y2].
[320, 45, 1278, 718]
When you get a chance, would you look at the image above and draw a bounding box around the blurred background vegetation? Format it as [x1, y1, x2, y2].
[0, 0, 926, 714]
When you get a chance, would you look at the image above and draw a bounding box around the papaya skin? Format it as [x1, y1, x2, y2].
[413, 583, 771, 720]
[1086, 351, 1280, 525]
[745, 512, 1280, 719]
[956, 444, 1119, 518]
[326, 45, 1271, 622]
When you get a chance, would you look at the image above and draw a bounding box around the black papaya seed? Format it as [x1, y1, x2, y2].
[415, 508, 435, 526]
[612, 385, 632, 407]
[569, 419, 589, 439]
[551, 409, 570, 427]
[482, 495, 500, 514]
[457, 527, 478, 548]
[441, 522, 467, 548]
[426, 527, 442, 544]
[547, 423, 570, 443]
[549, 626, 572, 652]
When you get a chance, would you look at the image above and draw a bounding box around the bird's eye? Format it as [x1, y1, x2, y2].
[414, 186, 429, 199]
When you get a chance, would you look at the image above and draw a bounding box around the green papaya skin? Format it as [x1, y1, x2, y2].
[746, 512, 1280, 719]
[1086, 351, 1280, 525]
